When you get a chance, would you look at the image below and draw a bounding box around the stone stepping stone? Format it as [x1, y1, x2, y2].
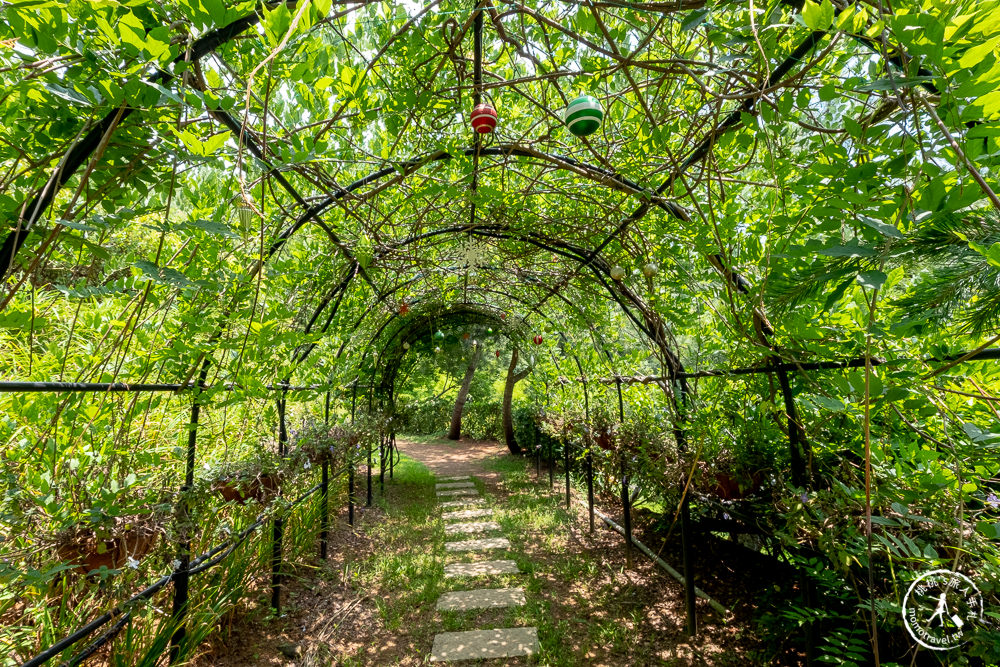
[436, 481, 476, 490]
[437, 475, 472, 481]
[444, 560, 520, 578]
[442, 508, 492, 521]
[445, 521, 501, 536]
[437, 488, 479, 497]
[445, 537, 510, 552]
[439, 498, 484, 508]
[436, 587, 525, 612]
[430, 627, 538, 662]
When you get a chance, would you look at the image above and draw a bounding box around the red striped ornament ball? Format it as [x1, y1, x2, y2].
[470, 103, 497, 133]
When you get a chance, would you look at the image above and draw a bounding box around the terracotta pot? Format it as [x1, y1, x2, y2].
[56, 524, 158, 574]
[214, 472, 280, 504]
[707, 471, 764, 500]
[595, 430, 614, 451]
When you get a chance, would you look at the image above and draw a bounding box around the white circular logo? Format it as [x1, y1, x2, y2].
[902, 569, 984, 650]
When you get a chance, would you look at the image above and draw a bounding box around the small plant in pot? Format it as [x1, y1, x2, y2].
[590, 408, 618, 452]
[54, 509, 163, 577]
[210, 457, 282, 505]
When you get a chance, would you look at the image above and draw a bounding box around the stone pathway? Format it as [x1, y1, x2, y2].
[429, 474, 539, 662]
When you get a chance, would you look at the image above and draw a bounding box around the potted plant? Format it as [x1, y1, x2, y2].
[55, 511, 162, 575]
[210, 457, 282, 505]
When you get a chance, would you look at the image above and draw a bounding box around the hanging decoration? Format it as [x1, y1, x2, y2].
[236, 205, 255, 231]
[458, 237, 486, 270]
[564, 95, 603, 137]
[399, 301, 410, 316]
[434, 346, 442, 354]
[610, 265, 626, 281]
[533, 335, 543, 345]
[402, 342, 410, 351]
[470, 103, 498, 133]
[495, 350, 501, 359]
[435, 330, 445, 340]
[643, 262, 658, 278]
[500, 313, 507, 320]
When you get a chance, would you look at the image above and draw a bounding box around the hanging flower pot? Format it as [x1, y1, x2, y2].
[56, 516, 161, 575]
[610, 265, 626, 281]
[470, 103, 498, 133]
[595, 429, 615, 451]
[213, 470, 281, 505]
[643, 262, 658, 278]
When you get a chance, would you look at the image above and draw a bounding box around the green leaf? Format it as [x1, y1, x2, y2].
[854, 76, 935, 93]
[184, 218, 240, 239]
[819, 242, 875, 258]
[858, 215, 902, 239]
[856, 270, 886, 290]
[681, 8, 709, 32]
[801, 0, 834, 30]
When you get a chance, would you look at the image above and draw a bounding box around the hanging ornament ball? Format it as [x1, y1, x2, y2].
[462, 332, 471, 340]
[399, 301, 410, 316]
[533, 334, 543, 345]
[496, 350, 501, 359]
[434, 346, 442, 354]
[643, 262, 659, 278]
[610, 265, 626, 281]
[500, 312, 507, 320]
[470, 103, 498, 134]
[564, 95, 603, 137]
[435, 330, 445, 339]
[486, 327, 493, 334]
[472, 339, 479, 347]
[402, 341, 410, 351]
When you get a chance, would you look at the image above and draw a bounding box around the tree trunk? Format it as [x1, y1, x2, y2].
[503, 348, 532, 454]
[447, 345, 483, 440]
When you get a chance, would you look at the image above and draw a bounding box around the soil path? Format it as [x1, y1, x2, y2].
[393, 436, 506, 478]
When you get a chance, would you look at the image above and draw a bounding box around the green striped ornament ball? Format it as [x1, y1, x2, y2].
[564, 95, 603, 137]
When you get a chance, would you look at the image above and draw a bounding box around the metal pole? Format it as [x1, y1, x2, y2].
[271, 390, 288, 612]
[620, 452, 633, 568]
[389, 430, 395, 479]
[321, 391, 330, 559]
[548, 435, 554, 489]
[379, 432, 385, 495]
[169, 369, 205, 663]
[366, 439, 373, 506]
[348, 464, 355, 526]
[776, 366, 810, 487]
[350, 379, 357, 524]
[564, 439, 571, 508]
[586, 448, 594, 533]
